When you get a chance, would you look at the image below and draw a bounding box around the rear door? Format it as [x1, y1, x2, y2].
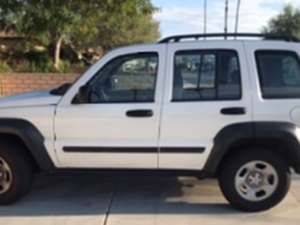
[159, 41, 252, 170]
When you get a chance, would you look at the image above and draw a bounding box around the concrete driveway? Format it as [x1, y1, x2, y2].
[0, 174, 299, 225]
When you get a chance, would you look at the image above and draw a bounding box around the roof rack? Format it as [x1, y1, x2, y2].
[158, 33, 299, 43]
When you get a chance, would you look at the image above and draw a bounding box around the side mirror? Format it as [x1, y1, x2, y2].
[73, 85, 90, 104]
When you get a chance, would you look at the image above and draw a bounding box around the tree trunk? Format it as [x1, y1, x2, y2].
[54, 37, 63, 70]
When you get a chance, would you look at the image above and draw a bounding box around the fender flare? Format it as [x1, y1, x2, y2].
[0, 118, 55, 171]
[203, 122, 300, 174]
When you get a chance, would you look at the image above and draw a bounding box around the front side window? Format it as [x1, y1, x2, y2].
[173, 50, 241, 101]
[256, 50, 300, 99]
[88, 53, 158, 103]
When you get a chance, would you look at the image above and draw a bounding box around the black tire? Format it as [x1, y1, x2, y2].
[218, 148, 291, 212]
[0, 141, 34, 205]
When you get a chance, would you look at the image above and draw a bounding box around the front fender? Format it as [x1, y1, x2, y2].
[0, 118, 55, 171]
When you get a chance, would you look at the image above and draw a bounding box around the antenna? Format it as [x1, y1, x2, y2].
[203, 0, 207, 35]
[235, 0, 241, 36]
[224, 0, 229, 39]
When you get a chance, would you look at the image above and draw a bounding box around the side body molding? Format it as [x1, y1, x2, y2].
[0, 118, 55, 170]
[204, 122, 300, 175]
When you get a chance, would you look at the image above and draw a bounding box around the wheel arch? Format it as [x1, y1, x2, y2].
[0, 118, 55, 171]
[204, 122, 300, 175]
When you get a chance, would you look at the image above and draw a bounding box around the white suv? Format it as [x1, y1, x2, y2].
[0, 33, 300, 212]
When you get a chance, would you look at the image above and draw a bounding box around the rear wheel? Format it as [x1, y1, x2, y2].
[218, 148, 291, 212]
[0, 141, 34, 204]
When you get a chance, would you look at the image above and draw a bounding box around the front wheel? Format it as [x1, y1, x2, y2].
[218, 149, 291, 212]
[0, 141, 33, 205]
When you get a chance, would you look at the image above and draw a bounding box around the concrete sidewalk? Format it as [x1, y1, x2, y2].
[0, 174, 299, 225]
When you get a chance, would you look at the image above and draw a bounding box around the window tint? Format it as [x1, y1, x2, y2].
[88, 53, 158, 103]
[173, 50, 241, 101]
[256, 51, 300, 99]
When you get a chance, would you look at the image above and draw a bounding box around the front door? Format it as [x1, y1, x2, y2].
[54, 45, 165, 168]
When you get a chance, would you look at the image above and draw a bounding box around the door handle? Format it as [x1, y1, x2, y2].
[126, 109, 153, 118]
[221, 107, 246, 115]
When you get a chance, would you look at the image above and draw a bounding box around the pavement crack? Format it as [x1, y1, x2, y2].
[103, 182, 117, 225]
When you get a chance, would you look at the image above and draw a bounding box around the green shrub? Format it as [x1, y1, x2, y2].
[0, 61, 12, 73]
[4, 55, 87, 73]
[11, 58, 56, 73]
[72, 62, 88, 73]
[38, 59, 56, 73]
[51, 60, 88, 73]
[57, 60, 72, 73]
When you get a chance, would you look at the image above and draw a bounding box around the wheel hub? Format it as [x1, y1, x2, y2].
[235, 160, 279, 202]
[246, 171, 264, 188]
[0, 157, 12, 194]
[0, 169, 4, 182]
[0, 164, 5, 181]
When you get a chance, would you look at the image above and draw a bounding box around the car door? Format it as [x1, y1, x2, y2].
[159, 41, 252, 170]
[54, 45, 166, 168]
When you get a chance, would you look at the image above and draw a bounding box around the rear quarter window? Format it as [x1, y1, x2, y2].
[255, 50, 300, 99]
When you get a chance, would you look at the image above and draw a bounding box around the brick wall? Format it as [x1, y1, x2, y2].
[0, 73, 80, 97]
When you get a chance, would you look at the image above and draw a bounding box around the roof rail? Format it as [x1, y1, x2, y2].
[158, 33, 299, 43]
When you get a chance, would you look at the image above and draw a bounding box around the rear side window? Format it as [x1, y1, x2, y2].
[256, 50, 300, 99]
[173, 50, 241, 101]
